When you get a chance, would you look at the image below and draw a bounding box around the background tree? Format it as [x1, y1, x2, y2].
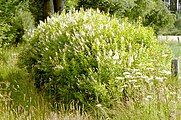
[30, 0, 175, 33]
[43, 0, 64, 19]
[29, 0, 64, 23]
[0, 0, 177, 48]
[74, 0, 175, 33]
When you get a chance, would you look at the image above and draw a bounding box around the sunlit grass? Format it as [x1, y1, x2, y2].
[169, 43, 181, 58]
[0, 46, 92, 120]
[1, 43, 181, 119]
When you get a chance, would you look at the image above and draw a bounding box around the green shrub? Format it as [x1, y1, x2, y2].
[175, 17, 181, 30]
[142, 0, 175, 33]
[0, 0, 35, 47]
[19, 9, 171, 108]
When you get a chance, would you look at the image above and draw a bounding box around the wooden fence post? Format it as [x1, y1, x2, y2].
[177, 37, 180, 43]
[171, 59, 180, 79]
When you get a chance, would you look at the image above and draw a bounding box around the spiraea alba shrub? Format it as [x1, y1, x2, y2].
[19, 9, 171, 108]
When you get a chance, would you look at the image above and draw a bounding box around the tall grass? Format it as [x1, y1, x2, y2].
[1, 44, 181, 119]
[0, 46, 92, 120]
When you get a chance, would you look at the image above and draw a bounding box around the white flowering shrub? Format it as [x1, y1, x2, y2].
[19, 9, 171, 108]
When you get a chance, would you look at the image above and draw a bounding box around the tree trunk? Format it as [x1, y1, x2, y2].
[43, 0, 54, 19]
[53, 0, 64, 13]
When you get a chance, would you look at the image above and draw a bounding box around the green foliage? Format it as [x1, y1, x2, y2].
[76, 0, 136, 17]
[27, 0, 175, 33]
[159, 11, 181, 35]
[175, 15, 181, 31]
[75, 0, 175, 33]
[19, 9, 171, 108]
[141, 0, 175, 32]
[0, 0, 35, 47]
[65, 0, 79, 10]
[0, 46, 92, 120]
[28, 0, 44, 25]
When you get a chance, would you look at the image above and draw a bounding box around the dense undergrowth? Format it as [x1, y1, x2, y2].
[1, 6, 181, 120]
[0, 46, 92, 120]
[1, 41, 181, 119]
